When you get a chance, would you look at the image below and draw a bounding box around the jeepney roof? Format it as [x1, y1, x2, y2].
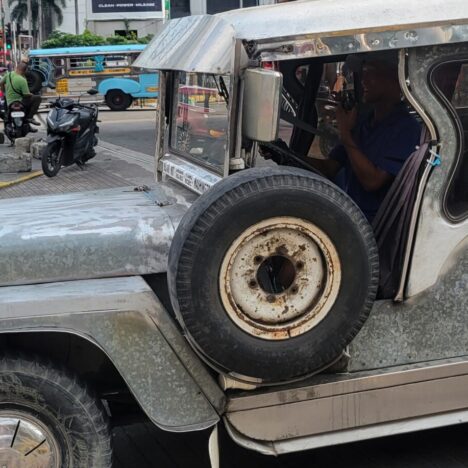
[29, 44, 147, 58]
[134, 0, 468, 74]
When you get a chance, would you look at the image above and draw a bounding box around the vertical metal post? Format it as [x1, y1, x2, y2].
[74, 0, 79, 34]
[27, 0, 32, 37]
[0, 0, 4, 66]
[38, 0, 43, 46]
[12, 21, 17, 65]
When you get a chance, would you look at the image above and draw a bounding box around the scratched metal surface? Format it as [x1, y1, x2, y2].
[349, 238, 468, 370]
[405, 43, 468, 296]
[0, 181, 196, 287]
[0, 276, 224, 431]
[136, 0, 468, 74]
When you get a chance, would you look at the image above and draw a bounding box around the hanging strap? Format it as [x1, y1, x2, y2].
[7, 72, 24, 98]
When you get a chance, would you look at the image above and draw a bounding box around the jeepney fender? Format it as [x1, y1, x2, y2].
[0, 276, 225, 432]
[97, 77, 141, 96]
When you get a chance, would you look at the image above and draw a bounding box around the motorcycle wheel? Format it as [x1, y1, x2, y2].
[42, 141, 63, 177]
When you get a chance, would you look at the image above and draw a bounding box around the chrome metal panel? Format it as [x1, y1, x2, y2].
[242, 69, 282, 142]
[0, 183, 196, 287]
[226, 357, 468, 443]
[135, 1, 467, 75]
[219, 0, 468, 44]
[349, 239, 467, 370]
[405, 43, 468, 296]
[226, 409, 468, 455]
[0, 276, 225, 431]
[133, 15, 235, 75]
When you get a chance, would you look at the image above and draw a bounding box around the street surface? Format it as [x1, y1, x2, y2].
[97, 111, 468, 468]
[99, 109, 157, 157]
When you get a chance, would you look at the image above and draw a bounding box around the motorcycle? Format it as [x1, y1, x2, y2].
[42, 88, 100, 178]
[0, 97, 33, 145]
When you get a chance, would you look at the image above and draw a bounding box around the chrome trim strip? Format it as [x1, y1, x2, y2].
[225, 409, 468, 455]
[395, 49, 439, 301]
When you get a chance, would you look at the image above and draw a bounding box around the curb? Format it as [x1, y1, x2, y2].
[0, 171, 43, 189]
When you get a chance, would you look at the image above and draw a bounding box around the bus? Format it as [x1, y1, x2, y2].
[27, 44, 159, 111]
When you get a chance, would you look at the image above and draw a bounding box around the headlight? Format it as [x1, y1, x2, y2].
[58, 117, 76, 130]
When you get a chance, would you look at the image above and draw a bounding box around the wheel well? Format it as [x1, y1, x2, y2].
[0, 331, 145, 423]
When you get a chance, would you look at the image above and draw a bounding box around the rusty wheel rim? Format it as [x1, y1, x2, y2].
[219, 217, 342, 340]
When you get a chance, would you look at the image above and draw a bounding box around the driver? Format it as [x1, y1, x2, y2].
[323, 57, 421, 221]
[0, 62, 42, 132]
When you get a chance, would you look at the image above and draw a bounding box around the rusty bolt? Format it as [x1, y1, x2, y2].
[296, 261, 304, 270]
[248, 279, 258, 288]
[266, 295, 276, 303]
[254, 255, 264, 264]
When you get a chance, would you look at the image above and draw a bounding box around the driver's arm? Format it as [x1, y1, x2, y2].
[337, 106, 392, 192]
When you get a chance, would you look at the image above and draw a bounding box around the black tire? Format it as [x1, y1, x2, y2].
[105, 90, 132, 111]
[25, 70, 43, 95]
[168, 167, 379, 383]
[42, 140, 63, 177]
[0, 354, 112, 467]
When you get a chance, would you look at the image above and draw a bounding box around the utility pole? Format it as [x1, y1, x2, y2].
[0, 0, 4, 66]
[38, 0, 42, 46]
[27, 0, 32, 37]
[74, 0, 79, 34]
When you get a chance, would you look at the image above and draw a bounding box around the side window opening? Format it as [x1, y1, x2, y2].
[263, 53, 428, 299]
[432, 61, 468, 220]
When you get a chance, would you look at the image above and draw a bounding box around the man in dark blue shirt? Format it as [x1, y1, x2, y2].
[326, 58, 421, 221]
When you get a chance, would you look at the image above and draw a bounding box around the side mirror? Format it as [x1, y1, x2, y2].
[87, 88, 99, 95]
[242, 68, 282, 142]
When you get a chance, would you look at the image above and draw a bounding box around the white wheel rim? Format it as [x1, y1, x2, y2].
[0, 410, 61, 467]
[219, 216, 342, 340]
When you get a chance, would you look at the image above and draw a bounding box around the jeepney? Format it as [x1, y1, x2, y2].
[0, 1, 467, 466]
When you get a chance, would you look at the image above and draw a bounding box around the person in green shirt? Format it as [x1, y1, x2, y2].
[0, 62, 42, 131]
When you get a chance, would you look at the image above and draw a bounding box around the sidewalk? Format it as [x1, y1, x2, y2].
[0, 139, 156, 200]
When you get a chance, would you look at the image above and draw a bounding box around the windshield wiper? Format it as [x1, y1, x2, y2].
[212, 75, 229, 105]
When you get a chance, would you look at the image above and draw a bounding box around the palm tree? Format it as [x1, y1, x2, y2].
[8, 0, 66, 43]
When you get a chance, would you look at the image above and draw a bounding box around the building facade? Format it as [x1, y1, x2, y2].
[58, 0, 275, 38]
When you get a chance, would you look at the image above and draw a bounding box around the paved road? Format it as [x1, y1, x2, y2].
[99, 110, 157, 156]
[84, 111, 468, 468]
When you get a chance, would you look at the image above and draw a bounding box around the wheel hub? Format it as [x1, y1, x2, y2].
[220, 217, 341, 340]
[0, 411, 61, 467]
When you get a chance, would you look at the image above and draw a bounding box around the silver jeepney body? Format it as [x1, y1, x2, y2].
[1, 0, 468, 454]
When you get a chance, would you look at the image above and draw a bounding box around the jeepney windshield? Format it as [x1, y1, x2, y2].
[171, 73, 229, 174]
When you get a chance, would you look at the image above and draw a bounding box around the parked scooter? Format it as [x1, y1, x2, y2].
[0, 96, 33, 145]
[42, 88, 100, 177]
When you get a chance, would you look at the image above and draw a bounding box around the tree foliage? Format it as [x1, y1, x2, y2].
[41, 30, 154, 49]
[9, 0, 66, 38]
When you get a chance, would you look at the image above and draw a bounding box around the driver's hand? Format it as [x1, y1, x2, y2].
[258, 144, 273, 160]
[336, 105, 357, 137]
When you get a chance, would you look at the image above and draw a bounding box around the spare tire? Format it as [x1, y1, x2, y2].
[25, 70, 43, 94]
[168, 167, 379, 384]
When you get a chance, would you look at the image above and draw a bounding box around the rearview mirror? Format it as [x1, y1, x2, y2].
[87, 88, 99, 95]
[242, 68, 282, 142]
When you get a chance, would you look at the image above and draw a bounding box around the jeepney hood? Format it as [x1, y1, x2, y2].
[0, 182, 196, 287]
[134, 0, 468, 73]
